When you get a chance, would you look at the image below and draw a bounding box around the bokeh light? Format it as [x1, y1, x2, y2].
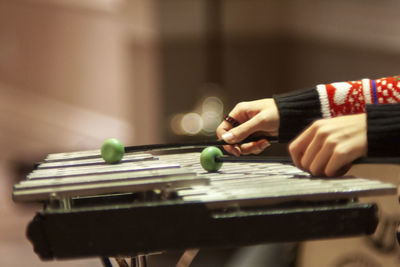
[170, 113, 185, 135]
[202, 96, 223, 114]
[201, 111, 222, 135]
[180, 112, 203, 135]
[170, 96, 225, 136]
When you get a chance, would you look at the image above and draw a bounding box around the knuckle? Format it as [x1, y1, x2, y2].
[300, 157, 310, 170]
[288, 142, 298, 155]
[309, 163, 323, 177]
[239, 145, 251, 155]
[333, 146, 348, 157]
[258, 110, 270, 120]
[325, 165, 341, 177]
[310, 168, 321, 177]
[223, 145, 234, 153]
[216, 128, 223, 137]
[253, 147, 264, 155]
[235, 101, 248, 110]
[315, 127, 329, 139]
[324, 136, 338, 148]
[312, 119, 324, 129]
[325, 169, 334, 177]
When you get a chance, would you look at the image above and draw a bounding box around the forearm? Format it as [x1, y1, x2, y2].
[273, 88, 321, 142]
[367, 103, 400, 156]
[273, 75, 400, 142]
[317, 76, 400, 118]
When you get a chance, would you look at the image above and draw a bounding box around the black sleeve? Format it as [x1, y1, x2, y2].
[273, 88, 322, 143]
[367, 104, 400, 156]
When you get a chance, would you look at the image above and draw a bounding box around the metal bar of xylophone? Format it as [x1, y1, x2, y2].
[12, 144, 397, 261]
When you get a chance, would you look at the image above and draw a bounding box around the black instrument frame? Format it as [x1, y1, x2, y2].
[27, 198, 378, 260]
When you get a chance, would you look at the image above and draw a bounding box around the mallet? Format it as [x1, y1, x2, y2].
[101, 136, 279, 164]
[199, 146, 400, 172]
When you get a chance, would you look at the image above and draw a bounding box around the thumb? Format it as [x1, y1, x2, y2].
[222, 116, 263, 144]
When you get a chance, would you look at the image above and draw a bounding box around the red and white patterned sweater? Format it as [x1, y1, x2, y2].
[273, 75, 400, 156]
[316, 76, 400, 118]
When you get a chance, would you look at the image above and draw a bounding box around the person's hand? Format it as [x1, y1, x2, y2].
[289, 113, 367, 177]
[216, 98, 280, 156]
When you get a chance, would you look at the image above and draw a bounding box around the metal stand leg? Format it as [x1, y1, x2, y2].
[101, 257, 112, 267]
[103, 255, 149, 267]
[131, 257, 138, 267]
[176, 249, 200, 267]
[128, 255, 147, 267]
[137, 255, 147, 267]
[116, 257, 129, 267]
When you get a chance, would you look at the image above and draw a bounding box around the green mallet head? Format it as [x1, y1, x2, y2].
[200, 146, 223, 172]
[101, 138, 125, 164]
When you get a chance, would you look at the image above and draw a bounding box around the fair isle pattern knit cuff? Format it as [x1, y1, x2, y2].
[316, 76, 400, 118]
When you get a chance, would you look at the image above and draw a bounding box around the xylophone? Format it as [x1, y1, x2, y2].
[12, 144, 397, 264]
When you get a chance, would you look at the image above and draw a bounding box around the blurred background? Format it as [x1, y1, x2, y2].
[1, 0, 400, 266]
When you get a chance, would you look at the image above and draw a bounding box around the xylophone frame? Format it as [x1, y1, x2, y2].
[14, 146, 395, 262]
[27, 198, 378, 260]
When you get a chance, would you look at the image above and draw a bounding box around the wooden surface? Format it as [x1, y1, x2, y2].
[298, 164, 400, 267]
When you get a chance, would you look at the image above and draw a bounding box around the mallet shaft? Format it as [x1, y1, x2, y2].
[215, 155, 400, 165]
[125, 136, 278, 153]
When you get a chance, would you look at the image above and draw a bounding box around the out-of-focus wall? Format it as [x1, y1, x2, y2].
[0, 2, 145, 266]
[156, 0, 400, 153]
[0, 0, 135, 163]
[122, 0, 162, 146]
[223, 0, 400, 97]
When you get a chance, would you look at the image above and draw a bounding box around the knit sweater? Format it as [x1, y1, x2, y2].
[273, 76, 400, 156]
